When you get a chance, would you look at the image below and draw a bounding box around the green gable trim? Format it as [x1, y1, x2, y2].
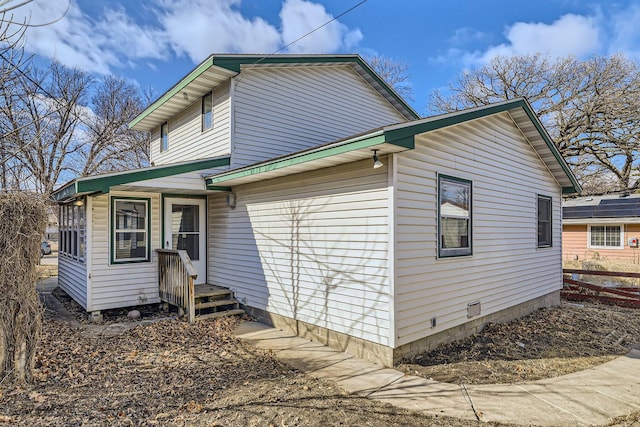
[386, 98, 581, 194]
[516, 101, 582, 194]
[130, 55, 418, 130]
[52, 157, 230, 202]
[211, 55, 419, 120]
[206, 132, 396, 186]
[128, 57, 217, 129]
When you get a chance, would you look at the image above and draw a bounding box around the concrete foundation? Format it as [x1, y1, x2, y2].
[243, 290, 560, 367]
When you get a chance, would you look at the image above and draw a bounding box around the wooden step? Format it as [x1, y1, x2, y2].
[195, 299, 239, 310]
[195, 287, 232, 299]
[197, 309, 245, 320]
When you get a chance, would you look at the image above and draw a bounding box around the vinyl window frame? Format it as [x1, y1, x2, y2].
[160, 121, 169, 152]
[438, 174, 472, 258]
[110, 197, 151, 264]
[202, 91, 213, 131]
[537, 195, 553, 248]
[588, 224, 624, 249]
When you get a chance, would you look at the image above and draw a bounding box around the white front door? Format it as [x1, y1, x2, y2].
[164, 198, 206, 285]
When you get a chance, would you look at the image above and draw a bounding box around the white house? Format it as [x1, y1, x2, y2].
[52, 54, 580, 366]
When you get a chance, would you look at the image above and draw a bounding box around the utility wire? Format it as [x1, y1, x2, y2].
[255, 0, 368, 64]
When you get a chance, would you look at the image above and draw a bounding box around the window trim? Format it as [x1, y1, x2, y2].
[201, 91, 213, 132]
[537, 194, 553, 248]
[438, 174, 472, 258]
[160, 121, 169, 152]
[110, 197, 151, 264]
[588, 224, 624, 250]
[58, 200, 86, 263]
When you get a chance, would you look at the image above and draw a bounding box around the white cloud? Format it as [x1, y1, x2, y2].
[609, 4, 640, 58]
[480, 14, 601, 62]
[6, 0, 363, 75]
[280, 0, 362, 53]
[155, 0, 281, 60]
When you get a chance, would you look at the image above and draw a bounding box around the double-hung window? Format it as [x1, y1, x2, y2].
[589, 225, 623, 249]
[111, 198, 150, 263]
[202, 91, 213, 131]
[160, 122, 168, 152]
[537, 195, 552, 247]
[438, 175, 472, 257]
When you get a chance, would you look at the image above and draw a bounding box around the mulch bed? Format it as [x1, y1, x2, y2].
[399, 300, 640, 385]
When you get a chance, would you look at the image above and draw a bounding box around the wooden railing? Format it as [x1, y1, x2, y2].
[157, 249, 197, 322]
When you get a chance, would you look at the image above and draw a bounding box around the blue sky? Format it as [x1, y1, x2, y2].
[8, 0, 640, 115]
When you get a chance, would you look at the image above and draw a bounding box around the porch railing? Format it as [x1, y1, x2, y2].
[157, 249, 197, 322]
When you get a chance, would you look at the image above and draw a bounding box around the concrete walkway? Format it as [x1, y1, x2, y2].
[234, 320, 640, 426]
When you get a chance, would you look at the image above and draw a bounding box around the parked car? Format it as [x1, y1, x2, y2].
[41, 241, 51, 257]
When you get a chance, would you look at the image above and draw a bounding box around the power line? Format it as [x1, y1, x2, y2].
[255, 0, 369, 64]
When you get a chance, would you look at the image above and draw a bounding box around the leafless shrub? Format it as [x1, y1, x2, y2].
[0, 192, 46, 384]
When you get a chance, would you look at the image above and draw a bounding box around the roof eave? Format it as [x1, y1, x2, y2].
[52, 156, 230, 202]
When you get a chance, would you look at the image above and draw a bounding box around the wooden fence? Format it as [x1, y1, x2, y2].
[562, 269, 640, 308]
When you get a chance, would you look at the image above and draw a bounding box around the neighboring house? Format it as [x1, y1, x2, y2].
[563, 194, 640, 264]
[52, 54, 580, 366]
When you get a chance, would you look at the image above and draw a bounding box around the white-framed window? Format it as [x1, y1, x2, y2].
[160, 122, 168, 152]
[202, 91, 213, 131]
[588, 225, 624, 249]
[438, 174, 472, 257]
[537, 195, 552, 248]
[59, 200, 86, 262]
[111, 198, 150, 263]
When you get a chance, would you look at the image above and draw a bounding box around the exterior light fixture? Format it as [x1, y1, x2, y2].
[226, 192, 236, 209]
[372, 149, 383, 169]
[182, 92, 189, 100]
[73, 198, 84, 207]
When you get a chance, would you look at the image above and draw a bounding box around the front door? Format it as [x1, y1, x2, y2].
[164, 198, 206, 285]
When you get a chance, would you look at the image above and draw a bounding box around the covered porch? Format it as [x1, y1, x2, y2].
[51, 156, 244, 321]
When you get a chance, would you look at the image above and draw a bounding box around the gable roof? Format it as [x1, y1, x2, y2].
[129, 54, 419, 132]
[563, 193, 640, 223]
[205, 98, 581, 194]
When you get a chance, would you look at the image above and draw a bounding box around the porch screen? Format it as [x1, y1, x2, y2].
[112, 198, 149, 262]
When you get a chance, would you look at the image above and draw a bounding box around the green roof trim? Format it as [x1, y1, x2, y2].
[128, 57, 216, 129]
[206, 131, 397, 186]
[211, 55, 419, 120]
[53, 157, 230, 202]
[129, 54, 419, 130]
[385, 98, 581, 193]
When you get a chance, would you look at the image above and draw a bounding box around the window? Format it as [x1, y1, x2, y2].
[59, 200, 86, 262]
[111, 198, 150, 263]
[202, 91, 213, 131]
[589, 225, 623, 249]
[438, 175, 472, 257]
[160, 122, 168, 152]
[537, 195, 552, 247]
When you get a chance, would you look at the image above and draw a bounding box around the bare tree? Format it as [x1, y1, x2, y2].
[80, 75, 150, 176]
[0, 61, 150, 195]
[365, 54, 413, 101]
[429, 54, 640, 193]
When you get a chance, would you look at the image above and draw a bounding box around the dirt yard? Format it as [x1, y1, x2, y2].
[1, 292, 639, 426]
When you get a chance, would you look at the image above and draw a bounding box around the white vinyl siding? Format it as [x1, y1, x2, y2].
[87, 191, 161, 311]
[58, 256, 87, 309]
[231, 65, 406, 168]
[209, 159, 392, 346]
[394, 112, 563, 346]
[150, 81, 231, 165]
